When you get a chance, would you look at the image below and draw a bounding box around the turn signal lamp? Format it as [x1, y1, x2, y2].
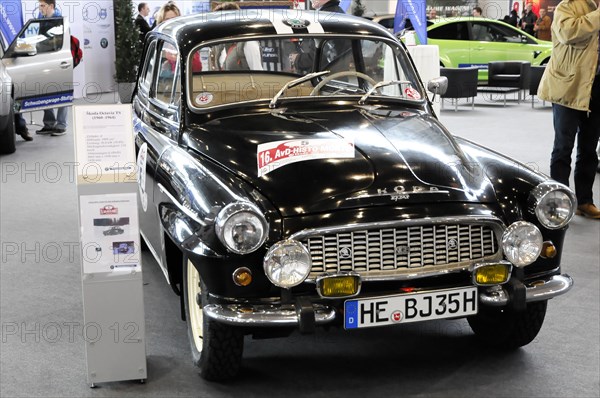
[316, 274, 361, 298]
[540, 241, 557, 259]
[232, 267, 253, 287]
[473, 262, 511, 286]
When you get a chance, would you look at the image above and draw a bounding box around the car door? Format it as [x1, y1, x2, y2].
[133, 37, 182, 276]
[1, 17, 72, 113]
[469, 21, 536, 79]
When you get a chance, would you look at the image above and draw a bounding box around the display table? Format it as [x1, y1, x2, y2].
[406, 45, 440, 115]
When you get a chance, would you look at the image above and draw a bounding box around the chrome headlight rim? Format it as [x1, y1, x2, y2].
[215, 201, 268, 255]
[529, 181, 576, 229]
[501, 221, 543, 267]
[263, 239, 312, 289]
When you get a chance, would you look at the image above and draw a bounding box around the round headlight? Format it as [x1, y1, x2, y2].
[263, 240, 312, 288]
[215, 202, 268, 254]
[501, 221, 543, 267]
[530, 182, 576, 229]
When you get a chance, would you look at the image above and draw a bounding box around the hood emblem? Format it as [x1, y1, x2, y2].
[447, 238, 458, 250]
[396, 245, 410, 256]
[338, 246, 352, 259]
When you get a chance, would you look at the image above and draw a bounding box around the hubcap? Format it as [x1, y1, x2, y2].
[187, 260, 203, 353]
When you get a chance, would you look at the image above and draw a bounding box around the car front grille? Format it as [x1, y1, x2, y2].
[299, 223, 500, 280]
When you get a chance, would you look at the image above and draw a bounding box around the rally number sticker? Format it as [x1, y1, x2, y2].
[257, 138, 355, 177]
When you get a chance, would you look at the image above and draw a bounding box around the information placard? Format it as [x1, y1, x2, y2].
[74, 105, 136, 185]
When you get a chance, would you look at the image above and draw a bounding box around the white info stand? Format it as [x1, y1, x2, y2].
[73, 104, 147, 387]
[407, 44, 441, 115]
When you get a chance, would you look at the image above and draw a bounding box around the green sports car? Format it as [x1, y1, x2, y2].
[423, 17, 552, 81]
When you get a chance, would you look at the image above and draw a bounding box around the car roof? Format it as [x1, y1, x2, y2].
[427, 16, 541, 40]
[154, 9, 395, 52]
[429, 16, 513, 26]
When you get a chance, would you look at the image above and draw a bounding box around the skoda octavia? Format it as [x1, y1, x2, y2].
[132, 9, 575, 380]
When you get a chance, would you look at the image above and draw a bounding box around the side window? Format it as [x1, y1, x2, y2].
[489, 23, 529, 43]
[6, 18, 64, 56]
[139, 40, 157, 93]
[428, 22, 469, 40]
[155, 41, 180, 105]
[470, 22, 494, 42]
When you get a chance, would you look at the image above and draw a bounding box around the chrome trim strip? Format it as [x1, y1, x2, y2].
[290, 215, 505, 241]
[306, 265, 472, 283]
[203, 303, 336, 326]
[479, 274, 574, 306]
[157, 183, 205, 225]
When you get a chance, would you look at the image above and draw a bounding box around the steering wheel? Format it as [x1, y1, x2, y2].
[310, 71, 379, 96]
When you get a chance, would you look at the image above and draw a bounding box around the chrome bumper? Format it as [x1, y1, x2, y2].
[480, 274, 573, 306]
[204, 274, 573, 326]
[204, 303, 336, 327]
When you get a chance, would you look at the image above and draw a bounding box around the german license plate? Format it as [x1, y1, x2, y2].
[344, 287, 478, 329]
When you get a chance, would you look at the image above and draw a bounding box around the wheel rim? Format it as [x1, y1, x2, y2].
[187, 260, 203, 353]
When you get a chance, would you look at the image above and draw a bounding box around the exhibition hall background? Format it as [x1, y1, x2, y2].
[0, 0, 544, 100]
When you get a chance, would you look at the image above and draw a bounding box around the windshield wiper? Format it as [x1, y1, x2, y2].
[358, 80, 412, 105]
[269, 71, 330, 109]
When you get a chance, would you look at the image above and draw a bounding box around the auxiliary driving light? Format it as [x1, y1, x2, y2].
[316, 273, 361, 298]
[502, 221, 543, 267]
[473, 262, 512, 286]
[263, 240, 312, 288]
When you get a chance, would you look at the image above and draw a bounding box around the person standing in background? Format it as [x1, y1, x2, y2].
[472, 6, 483, 17]
[35, 0, 69, 137]
[533, 8, 552, 40]
[537, 0, 600, 219]
[521, 3, 538, 35]
[135, 3, 151, 47]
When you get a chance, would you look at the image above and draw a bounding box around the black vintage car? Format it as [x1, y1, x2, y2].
[132, 10, 575, 380]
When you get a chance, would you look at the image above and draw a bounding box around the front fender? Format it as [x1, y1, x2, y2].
[153, 145, 282, 253]
[457, 137, 570, 277]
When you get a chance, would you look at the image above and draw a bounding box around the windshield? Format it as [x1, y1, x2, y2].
[188, 36, 424, 110]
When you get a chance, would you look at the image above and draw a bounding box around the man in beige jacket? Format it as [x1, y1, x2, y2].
[538, 0, 600, 219]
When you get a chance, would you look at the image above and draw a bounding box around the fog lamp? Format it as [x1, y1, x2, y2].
[316, 273, 361, 298]
[473, 262, 512, 286]
[232, 267, 253, 286]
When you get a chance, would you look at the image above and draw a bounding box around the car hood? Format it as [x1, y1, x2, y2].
[186, 107, 496, 217]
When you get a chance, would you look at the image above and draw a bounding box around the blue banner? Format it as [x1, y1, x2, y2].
[393, 0, 427, 44]
[0, 0, 23, 46]
[340, 0, 352, 12]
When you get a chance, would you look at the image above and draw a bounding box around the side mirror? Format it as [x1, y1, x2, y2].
[13, 43, 37, 56]
[427, 76, 448, 96]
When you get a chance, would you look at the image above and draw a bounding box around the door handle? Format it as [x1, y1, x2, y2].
[60, 61, 70, 69]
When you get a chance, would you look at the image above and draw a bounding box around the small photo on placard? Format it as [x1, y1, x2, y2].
[79, 193, 140, 274]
